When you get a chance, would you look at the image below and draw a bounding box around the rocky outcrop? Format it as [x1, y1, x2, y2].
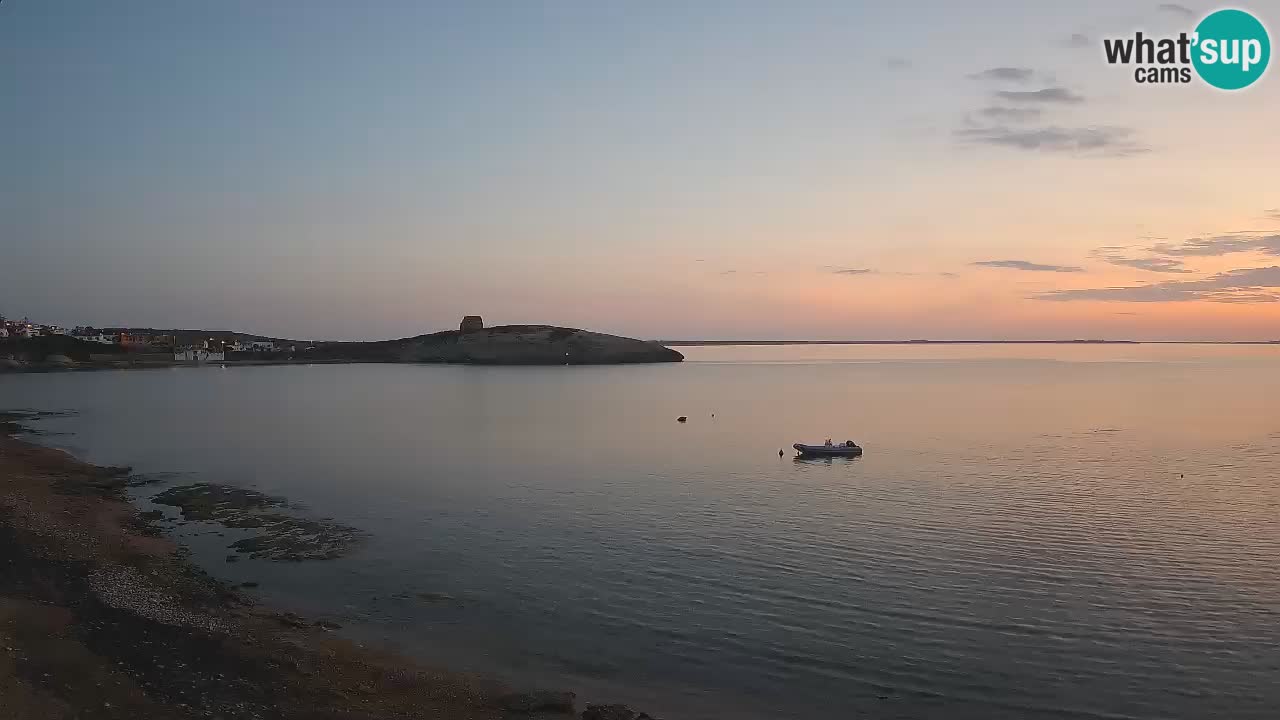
[302, 325, 683, 365]
[396, 325, 683, 365]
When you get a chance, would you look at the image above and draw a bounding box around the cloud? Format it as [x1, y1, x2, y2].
[994, 87, 1085, 103]
[939, 272, 960, 278]
[973, 260, 1084, 273]
[1146, 234, 1280, 257]
[970, 67, 1036, 83]
[1090, 247, 1192, 273]
[1267, 209, 1280, 221]
[1157, 3, 1196, 18]
[1038, 265, 1280, 303]
[885, 57, 912, 70]
[976, 106, 1043, 122]
[1107, 256, 1192, 273]
[1067, 32, 1092, 48]
[828, 267, 876, 276]
[956, 125, 1148, 156]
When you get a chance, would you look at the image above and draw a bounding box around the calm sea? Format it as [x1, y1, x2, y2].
[4, 344, 1280, 719]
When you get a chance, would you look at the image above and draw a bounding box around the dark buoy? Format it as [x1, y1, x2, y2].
[677, 416, 687, 423]
[778, 449, 784, 457]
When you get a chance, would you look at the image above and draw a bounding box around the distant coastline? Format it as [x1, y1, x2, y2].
[0, 321, 684, 371]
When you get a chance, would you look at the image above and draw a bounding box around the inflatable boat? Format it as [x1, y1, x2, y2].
[793, 441, 863, 457]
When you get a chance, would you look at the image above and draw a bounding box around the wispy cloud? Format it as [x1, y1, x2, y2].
[1067, 32, 1092, 48]
[885, 57, 912, 70]
[970, 67, 1036, 83]
[1266, 209, 1280, 222]
[1090, 247, 1192, 273]
[973, 260, 1084, 273]
[1038, 266, 1280, 303]
[956, 125, 1148, 156]
[957, 72, 1142, 158]
[995, 87, 1085, 104]
[976, 106, 1043, 122]
[828, 267, 876, 276]
[1146, 234, 1280, 257]
[1156, 3, 1196, 18]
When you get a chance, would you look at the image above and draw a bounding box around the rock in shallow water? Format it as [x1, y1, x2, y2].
[151, 483, 366, 561]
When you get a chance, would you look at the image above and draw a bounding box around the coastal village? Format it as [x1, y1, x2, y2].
[1, 312, 291, 365]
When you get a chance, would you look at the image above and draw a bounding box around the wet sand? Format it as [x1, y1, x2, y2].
[0, 412, 640, 720]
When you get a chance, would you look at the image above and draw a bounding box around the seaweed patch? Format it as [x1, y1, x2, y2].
[151, 483, 366, 561]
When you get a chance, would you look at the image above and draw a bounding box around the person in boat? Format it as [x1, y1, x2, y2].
[845, 440, 855, 447]
[825, 438, 833, 446]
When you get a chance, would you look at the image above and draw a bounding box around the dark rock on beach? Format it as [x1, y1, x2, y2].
[582, 705, 664, 720]
[271, 612, 311, 628]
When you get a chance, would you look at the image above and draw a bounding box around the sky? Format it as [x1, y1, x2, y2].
[2, 1, 1279, 341]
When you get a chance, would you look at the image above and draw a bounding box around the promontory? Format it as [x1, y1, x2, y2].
[1, 317, 684, 369]
[308, 322, 685, 365]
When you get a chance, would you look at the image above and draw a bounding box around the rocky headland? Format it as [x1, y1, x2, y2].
[307, 324, 684, 365]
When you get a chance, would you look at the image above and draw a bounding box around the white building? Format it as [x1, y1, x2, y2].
[174, 348, 225, 363]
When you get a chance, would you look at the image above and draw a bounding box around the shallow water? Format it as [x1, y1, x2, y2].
[4, 344, 1280, 719]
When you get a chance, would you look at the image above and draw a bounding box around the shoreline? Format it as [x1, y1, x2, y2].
[0, 412, 660, 720]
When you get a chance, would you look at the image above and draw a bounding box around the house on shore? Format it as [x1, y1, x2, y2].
[71, 329, 117, 344]
[174, 347, 225, 363]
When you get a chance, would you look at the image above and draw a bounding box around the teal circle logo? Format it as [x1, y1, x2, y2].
[1192, 9, 1270, 90]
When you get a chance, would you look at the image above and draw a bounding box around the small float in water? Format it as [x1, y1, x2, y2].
[793, 440, 863, 457]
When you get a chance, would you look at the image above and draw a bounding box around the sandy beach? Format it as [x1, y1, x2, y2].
[0, 412, 649, 720]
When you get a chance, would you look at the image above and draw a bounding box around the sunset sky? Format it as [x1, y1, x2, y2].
[3, 1, 1279, 341]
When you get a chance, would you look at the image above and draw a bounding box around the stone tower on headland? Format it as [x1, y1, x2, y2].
[459, 315, 484, 333]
